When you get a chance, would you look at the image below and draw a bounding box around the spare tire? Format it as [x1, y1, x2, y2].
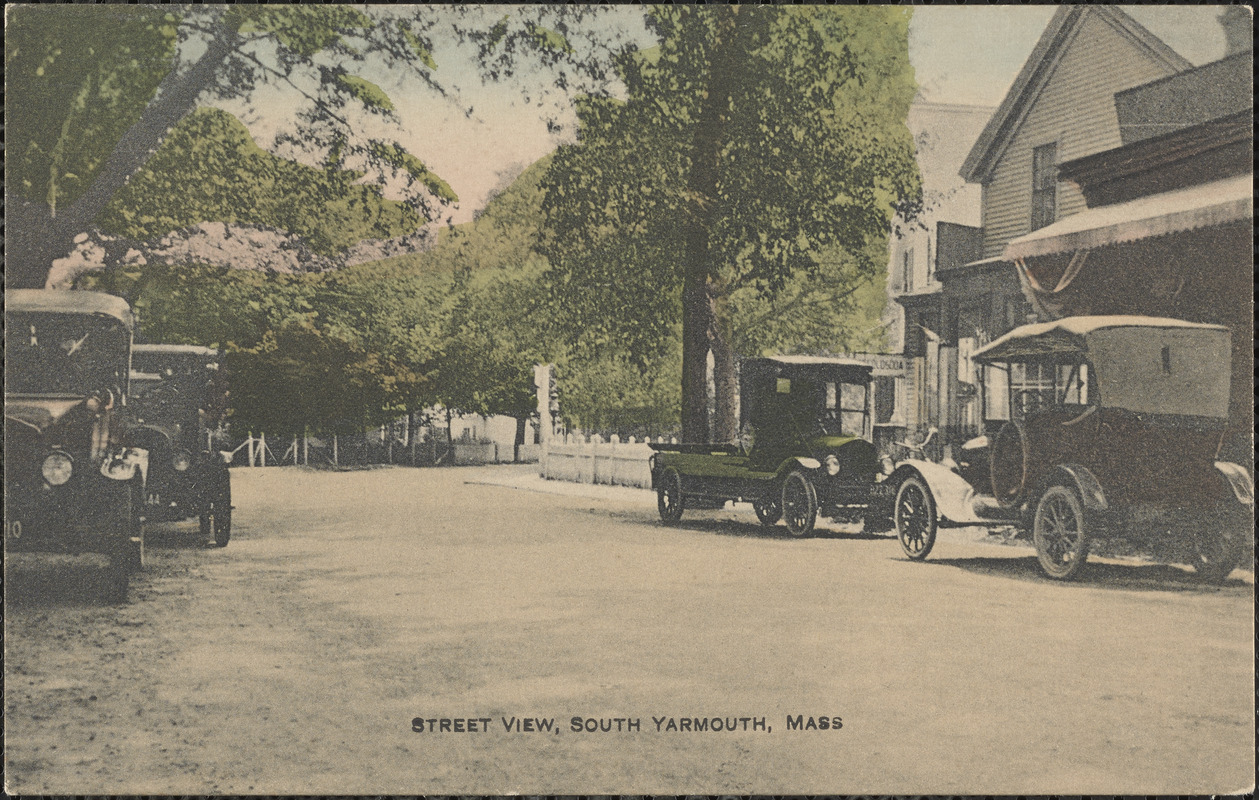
[989, 420, 1029, 506]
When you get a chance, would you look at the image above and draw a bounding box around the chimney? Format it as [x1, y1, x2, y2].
[1218, 6, 1253, 57]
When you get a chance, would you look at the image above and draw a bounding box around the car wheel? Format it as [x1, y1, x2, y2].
[753, 496, 782, 527]
[656, 467, 685, 524]
[1190, 503, 1246, 583]
[104, 479, 143, 602]
[895, 475, 937, 560]
[781, 470, 818, 537]
[201, 470, 233, 547]
[1033, 484, 1091, 580]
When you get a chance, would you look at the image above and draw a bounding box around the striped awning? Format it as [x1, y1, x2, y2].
[1003, 173, 1252, 261]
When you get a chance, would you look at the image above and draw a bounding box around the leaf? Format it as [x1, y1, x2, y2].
[400, 25, 437, 70]
[370, 142, 459, 204]
[335, 74, 395, 113]
[526, 22, 572, 54]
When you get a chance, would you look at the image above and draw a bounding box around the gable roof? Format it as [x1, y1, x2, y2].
[959, 6, 1191, 184]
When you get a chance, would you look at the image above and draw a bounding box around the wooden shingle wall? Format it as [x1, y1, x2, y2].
[980, 14, 1183, 259]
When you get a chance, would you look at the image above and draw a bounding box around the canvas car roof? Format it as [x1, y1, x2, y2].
[973, 315, 1228, 363]
[6, 289, 134, 330]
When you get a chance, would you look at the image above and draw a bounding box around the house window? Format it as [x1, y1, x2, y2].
[1031, 143, 1057, 231]
[902, 248, 914, 292]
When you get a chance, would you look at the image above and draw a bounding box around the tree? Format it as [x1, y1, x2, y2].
[540, 6, 920, 442]
[97, 108, 421, 254]
[5, 5, 634, 289]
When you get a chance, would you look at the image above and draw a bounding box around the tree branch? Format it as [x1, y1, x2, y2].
[63, 12, 243, 230]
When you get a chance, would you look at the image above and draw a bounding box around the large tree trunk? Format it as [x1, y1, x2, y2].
[5, 15, 240, 289]
[514, 415, 528, 463]
[709, 286, 739, 443]
[680, 281, 712, 442]
[679, 6, 739, 443]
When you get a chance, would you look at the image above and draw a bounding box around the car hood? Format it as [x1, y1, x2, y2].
[813, 434, 865, 450]
[4, 396, 88, 436]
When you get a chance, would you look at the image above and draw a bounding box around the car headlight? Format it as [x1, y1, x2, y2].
[42, 451, 74, 486]
[172, 449, 192, 472]
[825, 454, 841, 477]
[880, 455, 895, 476]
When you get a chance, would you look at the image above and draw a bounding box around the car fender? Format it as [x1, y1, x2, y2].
[101, 446, 148, 483]
[776, 456, 821, 478]
[1214, 461, 1255, 506]
[1042, 463, 1108, 514]
[890, 459, 982, 524]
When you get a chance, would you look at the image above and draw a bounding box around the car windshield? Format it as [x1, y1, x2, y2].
[4, 313, 129, 396]
[815, 381, 868, 437]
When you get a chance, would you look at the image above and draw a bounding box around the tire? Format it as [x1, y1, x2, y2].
[103, 479, 144, 602]
[781, 470, 818, 537]
[201, 470, 233, 547]
[753, 496, 782, 527]
[894, 475, 937, 560]
[1033, 484, 1091, 580]
[1190, 503, 1246, 583]
[656, 467, 685, 524]
[990, 420, 1030, 506]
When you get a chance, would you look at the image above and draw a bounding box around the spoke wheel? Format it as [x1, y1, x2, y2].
[781, 470, 818, 538]
[753, 496, 782, 527]
[895, 475, 937, 560]
[1033, 484, 1090, 580]
[1190, 503, 1245, 583]
[656, 467, 685, 524]
[201, 470, 233, 547]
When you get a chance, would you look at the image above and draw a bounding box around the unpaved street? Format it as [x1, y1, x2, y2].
[5, 465, 1254, 794]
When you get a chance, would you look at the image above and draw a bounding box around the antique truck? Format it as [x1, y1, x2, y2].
[129, 344, 233, 547]
[4, 290, 148, 600]
[888, 316, 1253, 581]
[649, 356, 890, 536]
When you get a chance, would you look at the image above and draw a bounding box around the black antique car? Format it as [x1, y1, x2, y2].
[649, 356, 889, 536]
[4, 290, 148, 599]
[129, 344, 232, 547]
[888, 316, 1253, 581]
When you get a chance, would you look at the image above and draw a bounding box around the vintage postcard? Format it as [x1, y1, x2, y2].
[4, 4, 1253, 795]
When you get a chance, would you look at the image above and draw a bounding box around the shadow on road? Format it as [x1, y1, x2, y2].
[912, 553, 1253, 594]
[649, 513, 893, 542]
[5, 559, 127, 607]
[142, 521, 212, 550]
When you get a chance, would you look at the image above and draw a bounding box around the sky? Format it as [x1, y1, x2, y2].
[218, 6, 1235, 225]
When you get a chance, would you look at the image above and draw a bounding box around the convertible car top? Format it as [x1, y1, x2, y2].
[972, 315, 1228, 363]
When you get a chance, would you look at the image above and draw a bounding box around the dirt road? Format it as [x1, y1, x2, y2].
[4, 465, 1253, 794]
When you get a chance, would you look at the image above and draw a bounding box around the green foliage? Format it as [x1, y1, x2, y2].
[540, 6, 919, 437]
[335, 75, 396, 113]
[80, 256, 450, 436]
[728, 239, 892, 357]
[369, 143, 459, 205]
[226, 5, 375, 58]
[96, 109, 420, 254]
[554, 346, 682, 437]
[5, 5, 178, 212]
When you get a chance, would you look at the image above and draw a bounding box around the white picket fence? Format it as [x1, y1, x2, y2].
[540, 434, 676, 489]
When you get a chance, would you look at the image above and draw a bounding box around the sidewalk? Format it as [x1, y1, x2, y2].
[462, 463, 657, 507]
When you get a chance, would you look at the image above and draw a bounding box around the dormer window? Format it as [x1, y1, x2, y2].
[1031, 143, 1058, 230]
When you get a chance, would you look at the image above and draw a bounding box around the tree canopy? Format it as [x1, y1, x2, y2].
[5, 4, 633, 289]
[540, 6, 920, 442]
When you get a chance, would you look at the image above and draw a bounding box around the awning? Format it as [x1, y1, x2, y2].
[1003, 173, 1253, 261]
